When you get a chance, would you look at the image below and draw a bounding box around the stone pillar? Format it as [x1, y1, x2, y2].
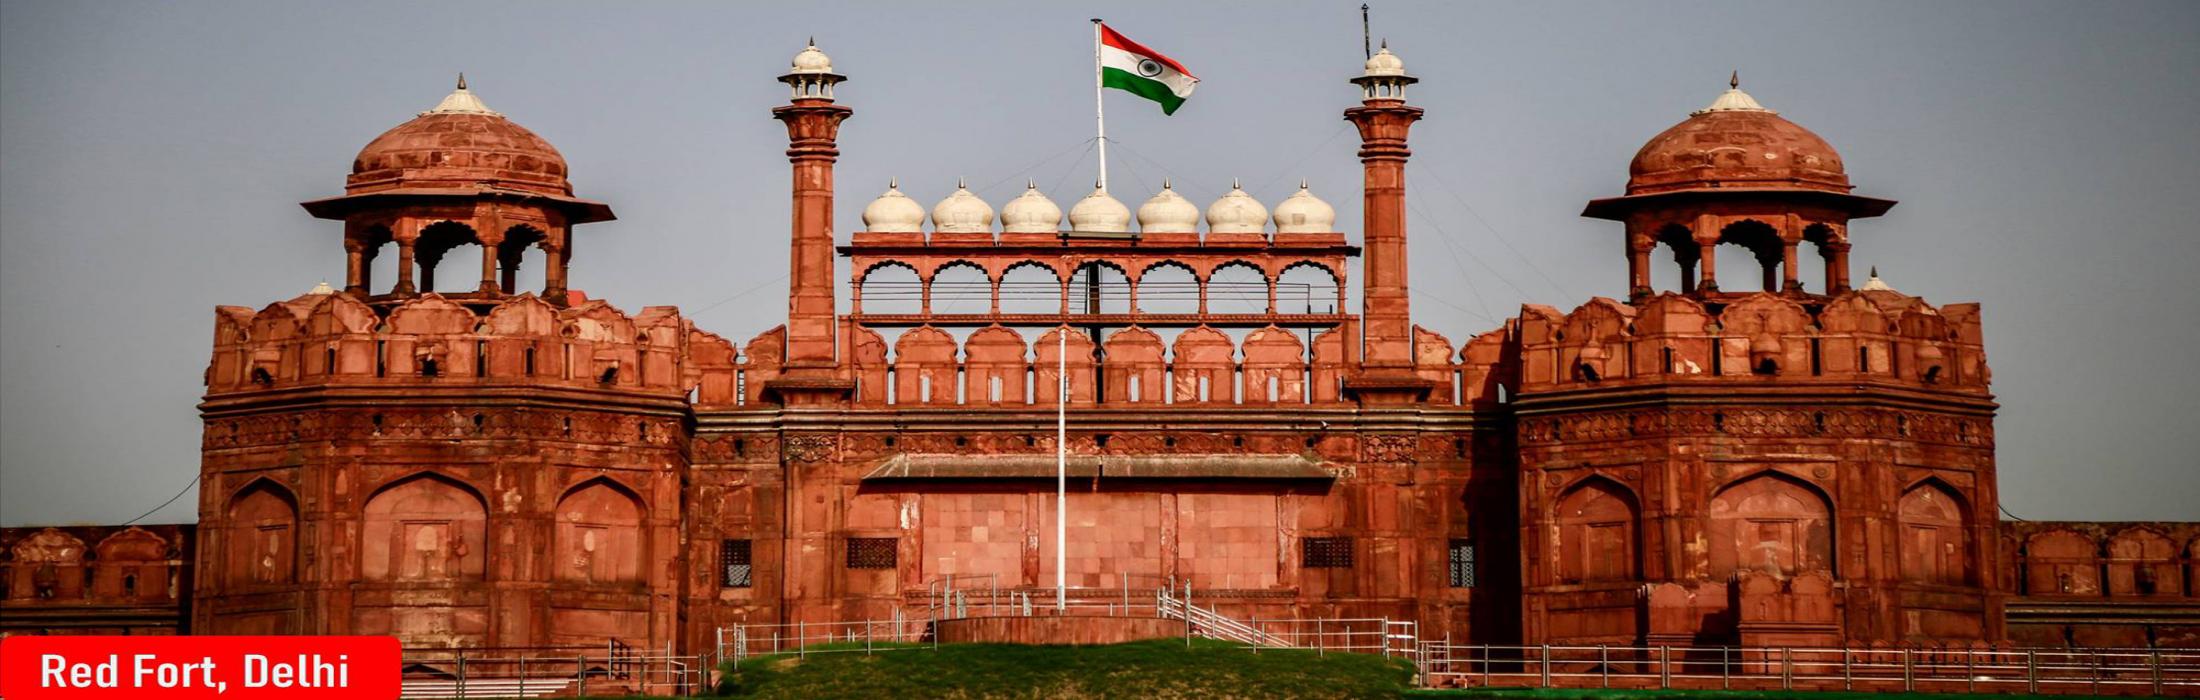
[1781, 241, 1801, 292]
[477, 230, 504, 294]
[1825, 242, 1852, 293]
[1696, 242, 1718, 293]
[344, 238, 368, 296]
[1344, 95, 1424, 369]
[394, 240, 419, 296]
[1627, 236, 1653, 300]
[543, 240, 568, 303]
[773, 95, 853, 370]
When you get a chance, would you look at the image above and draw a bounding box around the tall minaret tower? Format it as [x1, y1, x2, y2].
[1343, 41, 1431, 402]
[772, 41, 851, 381]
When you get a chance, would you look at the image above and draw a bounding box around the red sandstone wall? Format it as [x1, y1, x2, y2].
[0, 524, 193, 636]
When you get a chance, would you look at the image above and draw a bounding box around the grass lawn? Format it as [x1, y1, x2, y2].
[716, 638, 1416, 699]
[1407, 689, 2119, 700]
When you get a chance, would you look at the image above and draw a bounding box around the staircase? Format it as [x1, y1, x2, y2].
[399, 678, 574, 698]
[1155, 585, 1290, 648]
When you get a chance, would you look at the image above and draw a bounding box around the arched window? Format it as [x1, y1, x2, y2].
[1898, 481, 1970, 585]
[1207, 262, 1269, 314]
[1708, 471, 1833, 578]
[998, 262, 1062, 315]
[929, 261, 990, 315]
[1553, 477, 1639, 583]
[1136, 262, 1199, 314]
[497, 225, 549, 295]
[225, 480, 297, 587]
[1714, 220, 1783, 293]
[553, 479, 646, 585]
[1276, 263, 1341, 314]
[1067, 261, 1131, 314]
[361, 473, 486, 582]
[413, 221, 482, 294]
[857, 263, 922, 315]
[1650, 223, 1698, 293]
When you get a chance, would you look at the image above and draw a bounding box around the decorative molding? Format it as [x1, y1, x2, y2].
[204, 409, 683, 450]
[1520, 407, 1991, 447]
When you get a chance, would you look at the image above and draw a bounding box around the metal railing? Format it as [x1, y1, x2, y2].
[396, 641, 709, 699]
[1417, 642, 2200, 696]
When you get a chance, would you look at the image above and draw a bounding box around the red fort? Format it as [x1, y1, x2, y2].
[3, 39, 2195, 680]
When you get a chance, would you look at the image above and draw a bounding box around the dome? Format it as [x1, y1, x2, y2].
[1000, 182, 1063, 233]
[348, 76, 570, 197]
[1205, 181, 1268, 234]
[1272, 180, 1335, 233]
[930, 180, 995, 233]
[1364, 43, 1406, 77]
[789, 40, 834, 74]
[1068, 186, 1131, 233]
[1625, 77, 1849, 195]
[861, 179, 925, 232]
[1136, 181, 1200, 233]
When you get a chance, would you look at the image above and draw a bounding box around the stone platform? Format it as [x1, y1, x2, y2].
[933, 615, 1189, 645]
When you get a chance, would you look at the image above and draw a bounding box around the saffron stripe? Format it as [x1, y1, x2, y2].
[1099, 24, 1194, 78]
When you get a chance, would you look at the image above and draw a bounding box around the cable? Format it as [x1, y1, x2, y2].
[975, 137, 1099, 200]
[689, 273, 791, 318]
[1251, 122, 1353, 198]
[1999, 504, 2028, 522]
[1412, 162, 1574, 300]
[120, 475, 199, 526]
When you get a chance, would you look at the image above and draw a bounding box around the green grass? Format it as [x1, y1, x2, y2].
[1406, 690, 2115, 700]
[716, 638, 1417, 699]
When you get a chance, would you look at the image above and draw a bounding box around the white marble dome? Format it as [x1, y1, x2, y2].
[1272, 180, 1335, 233]
[1364, 43, 1405, 77]
[861, 179, 925, 232]
[1136, 182, 1200, 233]
[789, 41, 834, 74]
[1068, 186, 1131, 233]
[1000, 182, 1062, 233]
[1205, 181, 1268, 235]
[930, 181, 995, 234]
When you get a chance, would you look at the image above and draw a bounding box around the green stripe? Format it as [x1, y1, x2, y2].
[1101, 66, 1187, 115]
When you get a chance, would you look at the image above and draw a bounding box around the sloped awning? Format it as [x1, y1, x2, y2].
[860, 454, 1333, 481]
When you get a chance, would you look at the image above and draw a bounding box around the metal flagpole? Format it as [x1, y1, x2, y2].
[1056, 328, 1068, 612]
[1092, 18, 1108, 191]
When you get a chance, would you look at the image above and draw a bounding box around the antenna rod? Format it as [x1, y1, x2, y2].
[1361, 4, 1372, 59]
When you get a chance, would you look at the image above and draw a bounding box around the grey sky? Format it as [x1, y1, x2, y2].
[3, 0, 2196, 525]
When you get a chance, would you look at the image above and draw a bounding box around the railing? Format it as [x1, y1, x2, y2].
[397, 641, 710, 699]
[1417, 643, 2200, 697]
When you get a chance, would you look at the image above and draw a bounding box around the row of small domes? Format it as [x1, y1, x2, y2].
[863, 180, 1336, 234]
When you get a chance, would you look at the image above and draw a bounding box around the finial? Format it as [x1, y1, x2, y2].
[1162, 177, 1172, 189]
[456, 72, 467, 90]
[1299, 178, 1309, 190]
[1869, 265, 1879, 278]
[1232, 177, 1242, 190]
[1094, 178, 1104, 190]
[957, 176, 966, 189]
[1027, 179, 1037, 190]
[889, 176, 898, 189]
[1730, 70, 1740, 90]
[808, 36, 816, 48]
[1380, 38, 1388, 50]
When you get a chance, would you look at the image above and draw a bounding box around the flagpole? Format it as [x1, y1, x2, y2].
[1055, 327, 1068, 613]
[1092, 18, 1108, 191]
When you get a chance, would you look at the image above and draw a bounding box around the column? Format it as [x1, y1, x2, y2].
[1781, 241, 1801, 292]
[344, 239, 368, 296]
[1825, 242, 1852, 293]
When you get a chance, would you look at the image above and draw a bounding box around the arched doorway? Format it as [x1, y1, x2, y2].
[1708, 472, 1832, 578]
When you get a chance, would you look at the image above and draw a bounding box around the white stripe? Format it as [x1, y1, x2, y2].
[1099, 44, 1197, 98]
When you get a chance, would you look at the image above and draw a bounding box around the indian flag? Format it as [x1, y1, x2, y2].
[1100, 24, 1198, 115]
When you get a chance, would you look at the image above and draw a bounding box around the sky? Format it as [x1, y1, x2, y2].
[2, 0, 2196, 525]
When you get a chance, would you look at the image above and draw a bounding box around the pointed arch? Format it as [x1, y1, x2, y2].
[1553, 475, 1640, 583]
[360, 472, 487, 582]
[1135, 261, 1200, 314]
[224, 478, 298, 587]
[998, 261, 1063, 315]
[2022, 529, 2101, 596]
[1708, 470, 1833, 578]
[553, 477, 647, 585]
[1897, 478, 1971, 585]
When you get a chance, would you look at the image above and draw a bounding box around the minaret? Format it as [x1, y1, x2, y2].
[1343, 41, 1429, 399]
[773, 40, 851, 374]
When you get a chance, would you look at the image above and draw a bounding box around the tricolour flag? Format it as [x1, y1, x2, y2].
[1099, 24, 1198, 115]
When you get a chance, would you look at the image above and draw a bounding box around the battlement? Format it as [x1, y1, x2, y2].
[1513, 289, 1989, 395]
[205, 291, 695, 398]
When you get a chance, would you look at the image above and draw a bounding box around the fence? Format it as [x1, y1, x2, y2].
[1418, 642, 2200, 697]
[397, 640, 710, 699]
